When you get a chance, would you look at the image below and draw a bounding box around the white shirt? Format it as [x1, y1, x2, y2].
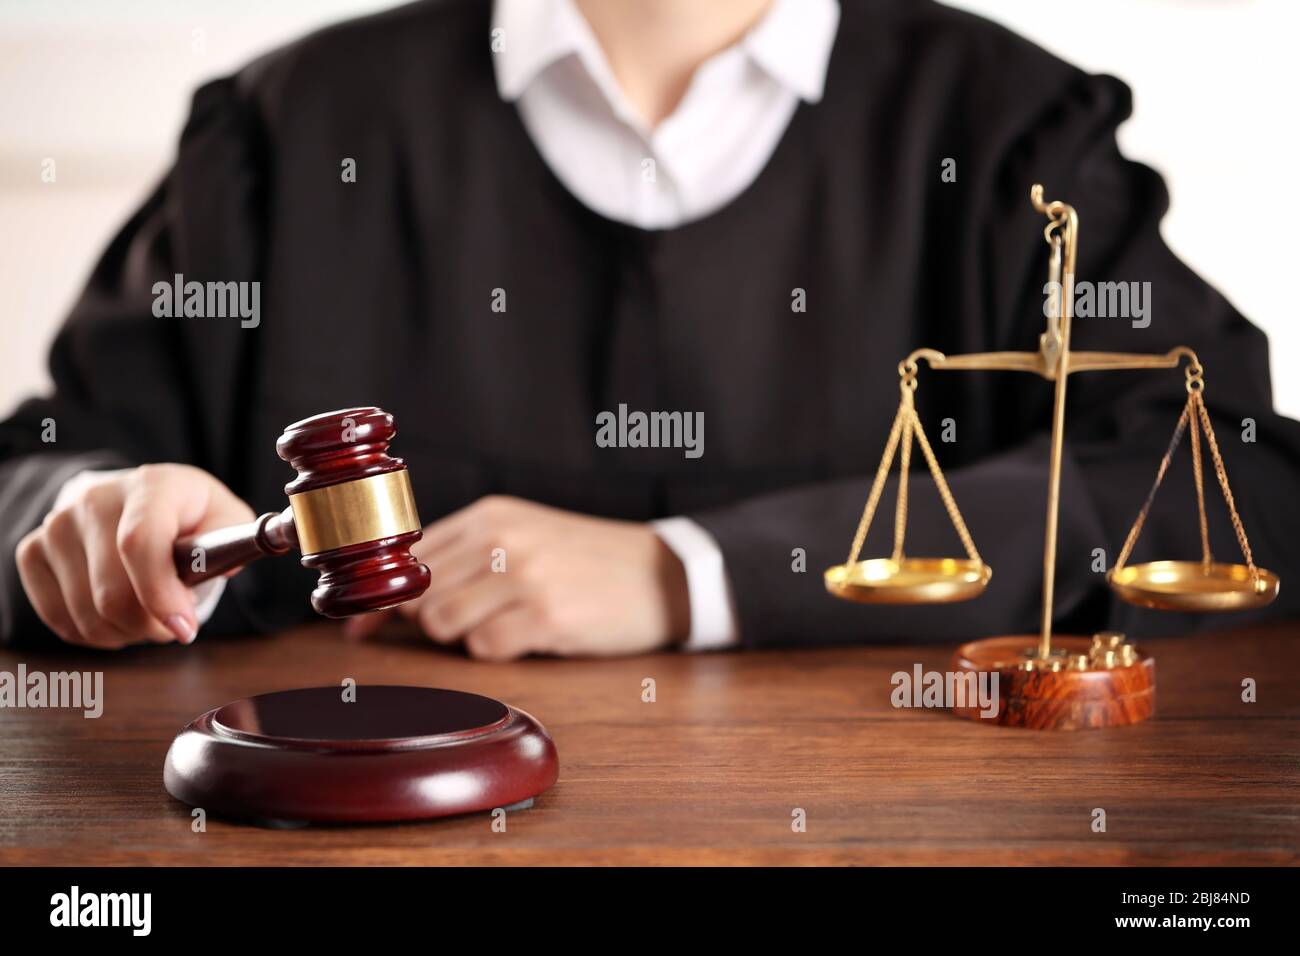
[61, 0, 841, 650]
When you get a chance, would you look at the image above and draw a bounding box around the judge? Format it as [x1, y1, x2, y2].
[2, 0, 1297, 658]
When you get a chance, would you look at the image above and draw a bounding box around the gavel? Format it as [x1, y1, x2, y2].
[171, 407, 432, 617]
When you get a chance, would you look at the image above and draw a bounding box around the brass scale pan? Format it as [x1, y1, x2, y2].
[1107, 561, 1278, 612]
[824, 558, 1278, 610]
[825, 558, 991, 606]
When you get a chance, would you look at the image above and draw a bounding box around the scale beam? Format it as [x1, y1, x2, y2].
[1066, 348, 1199, 374]
[907, 347, 1201, 380]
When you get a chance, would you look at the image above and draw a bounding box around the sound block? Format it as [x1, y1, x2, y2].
[163, 685, 558, 825]
[950, 635, 1155, 731]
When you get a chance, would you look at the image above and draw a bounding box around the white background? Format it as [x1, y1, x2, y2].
[1, 0, 1297, 418]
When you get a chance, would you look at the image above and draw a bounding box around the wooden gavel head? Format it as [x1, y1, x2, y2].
[274, 407, 432, 617]
[171, 406, 431, 618]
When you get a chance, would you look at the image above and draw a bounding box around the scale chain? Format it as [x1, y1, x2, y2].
[847, 372, 984, 568]
[911, 408, 983, 565]
[1193, 391, 1259, 579]
[892, 392, 914, 561]
[1114, 399, 1190, 573]
[846, 399, 907, 566]
[1113, 386, 1259, 582]
[1187, 393, 1212, 570]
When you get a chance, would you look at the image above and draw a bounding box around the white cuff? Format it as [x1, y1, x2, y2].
[651, 516, 740, 651]
[54, 469, 227, 626]
[190, 577, 227, 625]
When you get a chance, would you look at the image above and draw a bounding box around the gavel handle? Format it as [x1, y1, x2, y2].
[173, 507, 298, 586]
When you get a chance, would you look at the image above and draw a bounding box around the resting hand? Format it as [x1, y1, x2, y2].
[345, 495, 690, 660]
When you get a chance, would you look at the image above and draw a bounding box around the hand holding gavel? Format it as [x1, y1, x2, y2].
[18, 405, 687, 656]
[16, 408, 431, 649]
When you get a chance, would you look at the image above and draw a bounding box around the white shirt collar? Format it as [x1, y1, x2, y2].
[492, 0, 840, 109]
[742, 0, 840, 103]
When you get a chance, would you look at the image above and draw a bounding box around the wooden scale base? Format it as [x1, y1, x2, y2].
[951, 635, 1155, 731]
[164, 686, 558, 825]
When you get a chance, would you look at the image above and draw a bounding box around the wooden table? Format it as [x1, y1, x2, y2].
[1, 621, 1297, 865]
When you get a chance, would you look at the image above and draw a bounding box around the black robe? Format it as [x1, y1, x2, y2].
[3, 0, 1298, 647]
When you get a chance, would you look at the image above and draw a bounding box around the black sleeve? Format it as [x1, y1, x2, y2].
[0, 77, 266, 647]
[692, 72, 1300, 649]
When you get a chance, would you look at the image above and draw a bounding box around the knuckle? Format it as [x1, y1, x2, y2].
[72, 493, 113, 531]
[134, 462, 172, 484]
[132, 463, 162, 487]
[15, 531, 40, 568]
[90, 581, 136, 624]
[489, 527, 514, 553]
[42, 506, 76, 538]
[478, 494, 517, 520]
[71, 499, 97, 527]
[72, 616, 116, 648]
[513, 556, 546, 591]
[437, 597, 465, 628]
[133, 462, 188, 492]
[115, 519, 148, 561]
[466, 630, 502, 660]
[420, 600, 456, 638]
[78, 482, 118, 513]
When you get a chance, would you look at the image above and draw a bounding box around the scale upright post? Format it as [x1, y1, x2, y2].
[1034, 186, 1078, 662]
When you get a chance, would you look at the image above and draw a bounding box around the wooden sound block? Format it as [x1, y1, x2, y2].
[164, 686, 558, 825]
[951, 635, 1155, 731]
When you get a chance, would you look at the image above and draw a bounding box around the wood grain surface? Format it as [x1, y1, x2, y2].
[1, 620, 1297, 865]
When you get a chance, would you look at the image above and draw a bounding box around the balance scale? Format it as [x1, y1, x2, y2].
[823, 185, 1279, 730]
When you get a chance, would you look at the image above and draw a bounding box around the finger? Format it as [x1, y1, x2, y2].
[15, 534, 80, 646]
[418, 495, 519, 555]
[116, 469, 203, 642]
[41, 515, 135, 649]
[394, 529, 500, 626]
[464, 604, 546, 662]
[79, 493, 176, 643]
[415, 535, 500, 602]
[417, 571, 519, 643]
[343, 609, 393, 642]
